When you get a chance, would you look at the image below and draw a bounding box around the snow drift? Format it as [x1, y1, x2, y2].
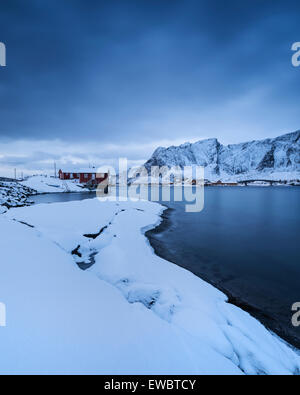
[0, 198, 299, 375]
[21, 175, 88, 194]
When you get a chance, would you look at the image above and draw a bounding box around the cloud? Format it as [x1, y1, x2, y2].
[0, 0, 299, 176]
[0, 136, 205, 177]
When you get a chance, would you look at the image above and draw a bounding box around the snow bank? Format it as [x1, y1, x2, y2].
[21, 175, 88, 193]
[1, 199, 300, 375]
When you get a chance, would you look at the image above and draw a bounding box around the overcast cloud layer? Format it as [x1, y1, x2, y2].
[0, 0, 299, 176]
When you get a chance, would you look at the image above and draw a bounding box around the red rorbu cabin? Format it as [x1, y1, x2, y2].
[58, 169, 109, 186]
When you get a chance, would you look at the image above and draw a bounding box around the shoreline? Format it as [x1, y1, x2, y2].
[2, 197, 300, 374]
[2, 188, 299, 351]
[146, 207, 300, 351]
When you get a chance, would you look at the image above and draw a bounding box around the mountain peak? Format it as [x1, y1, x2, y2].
[144, 131, 300, 181]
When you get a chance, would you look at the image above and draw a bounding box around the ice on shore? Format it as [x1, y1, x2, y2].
[0, 198, 299, 375]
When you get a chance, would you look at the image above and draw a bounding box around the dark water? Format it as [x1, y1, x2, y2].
[31, 191, 96, 205]
[147, 187, 300, 349]
[31, 187, 300, 348]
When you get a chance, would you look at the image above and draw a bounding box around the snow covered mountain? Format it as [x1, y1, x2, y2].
[144, 131, 300, 182]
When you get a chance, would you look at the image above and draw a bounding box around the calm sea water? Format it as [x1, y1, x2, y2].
[31, 191, 97, 205]
[31, 187, 300, 348]
[147, 186, 300, 348]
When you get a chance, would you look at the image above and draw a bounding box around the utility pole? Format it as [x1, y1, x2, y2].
[14, 168, 17, 180]
[54, 162, 57, 178]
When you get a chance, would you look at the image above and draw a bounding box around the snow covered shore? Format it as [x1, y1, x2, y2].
[0, 175, 89, 214]
[0, 180, 36, 212]
[0, 198, 299, 375]
[21, 175, 88, 194]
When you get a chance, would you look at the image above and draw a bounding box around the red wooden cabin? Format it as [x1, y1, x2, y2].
[58, 169, 109, 186]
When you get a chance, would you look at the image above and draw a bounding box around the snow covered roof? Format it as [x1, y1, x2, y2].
[59, 168, 109, 174]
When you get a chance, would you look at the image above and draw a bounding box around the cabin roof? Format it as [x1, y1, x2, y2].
[59, 168, 109, 174]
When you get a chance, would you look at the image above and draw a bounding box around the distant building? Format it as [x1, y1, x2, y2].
[58, 169, 109, 186]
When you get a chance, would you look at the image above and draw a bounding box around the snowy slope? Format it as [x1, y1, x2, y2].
[144, 131, 300, 182]
[1, 199, 299, 375]
[21, 175, 89, 194]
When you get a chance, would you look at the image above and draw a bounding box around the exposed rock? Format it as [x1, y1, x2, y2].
[0, 180, 36, 211]
[144, 130, 300, 182]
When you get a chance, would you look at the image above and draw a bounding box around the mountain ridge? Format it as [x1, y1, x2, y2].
[144, 130, 300, 182]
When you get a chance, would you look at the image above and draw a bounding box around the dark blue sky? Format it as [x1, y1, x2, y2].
[0, 0, 299, 174]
